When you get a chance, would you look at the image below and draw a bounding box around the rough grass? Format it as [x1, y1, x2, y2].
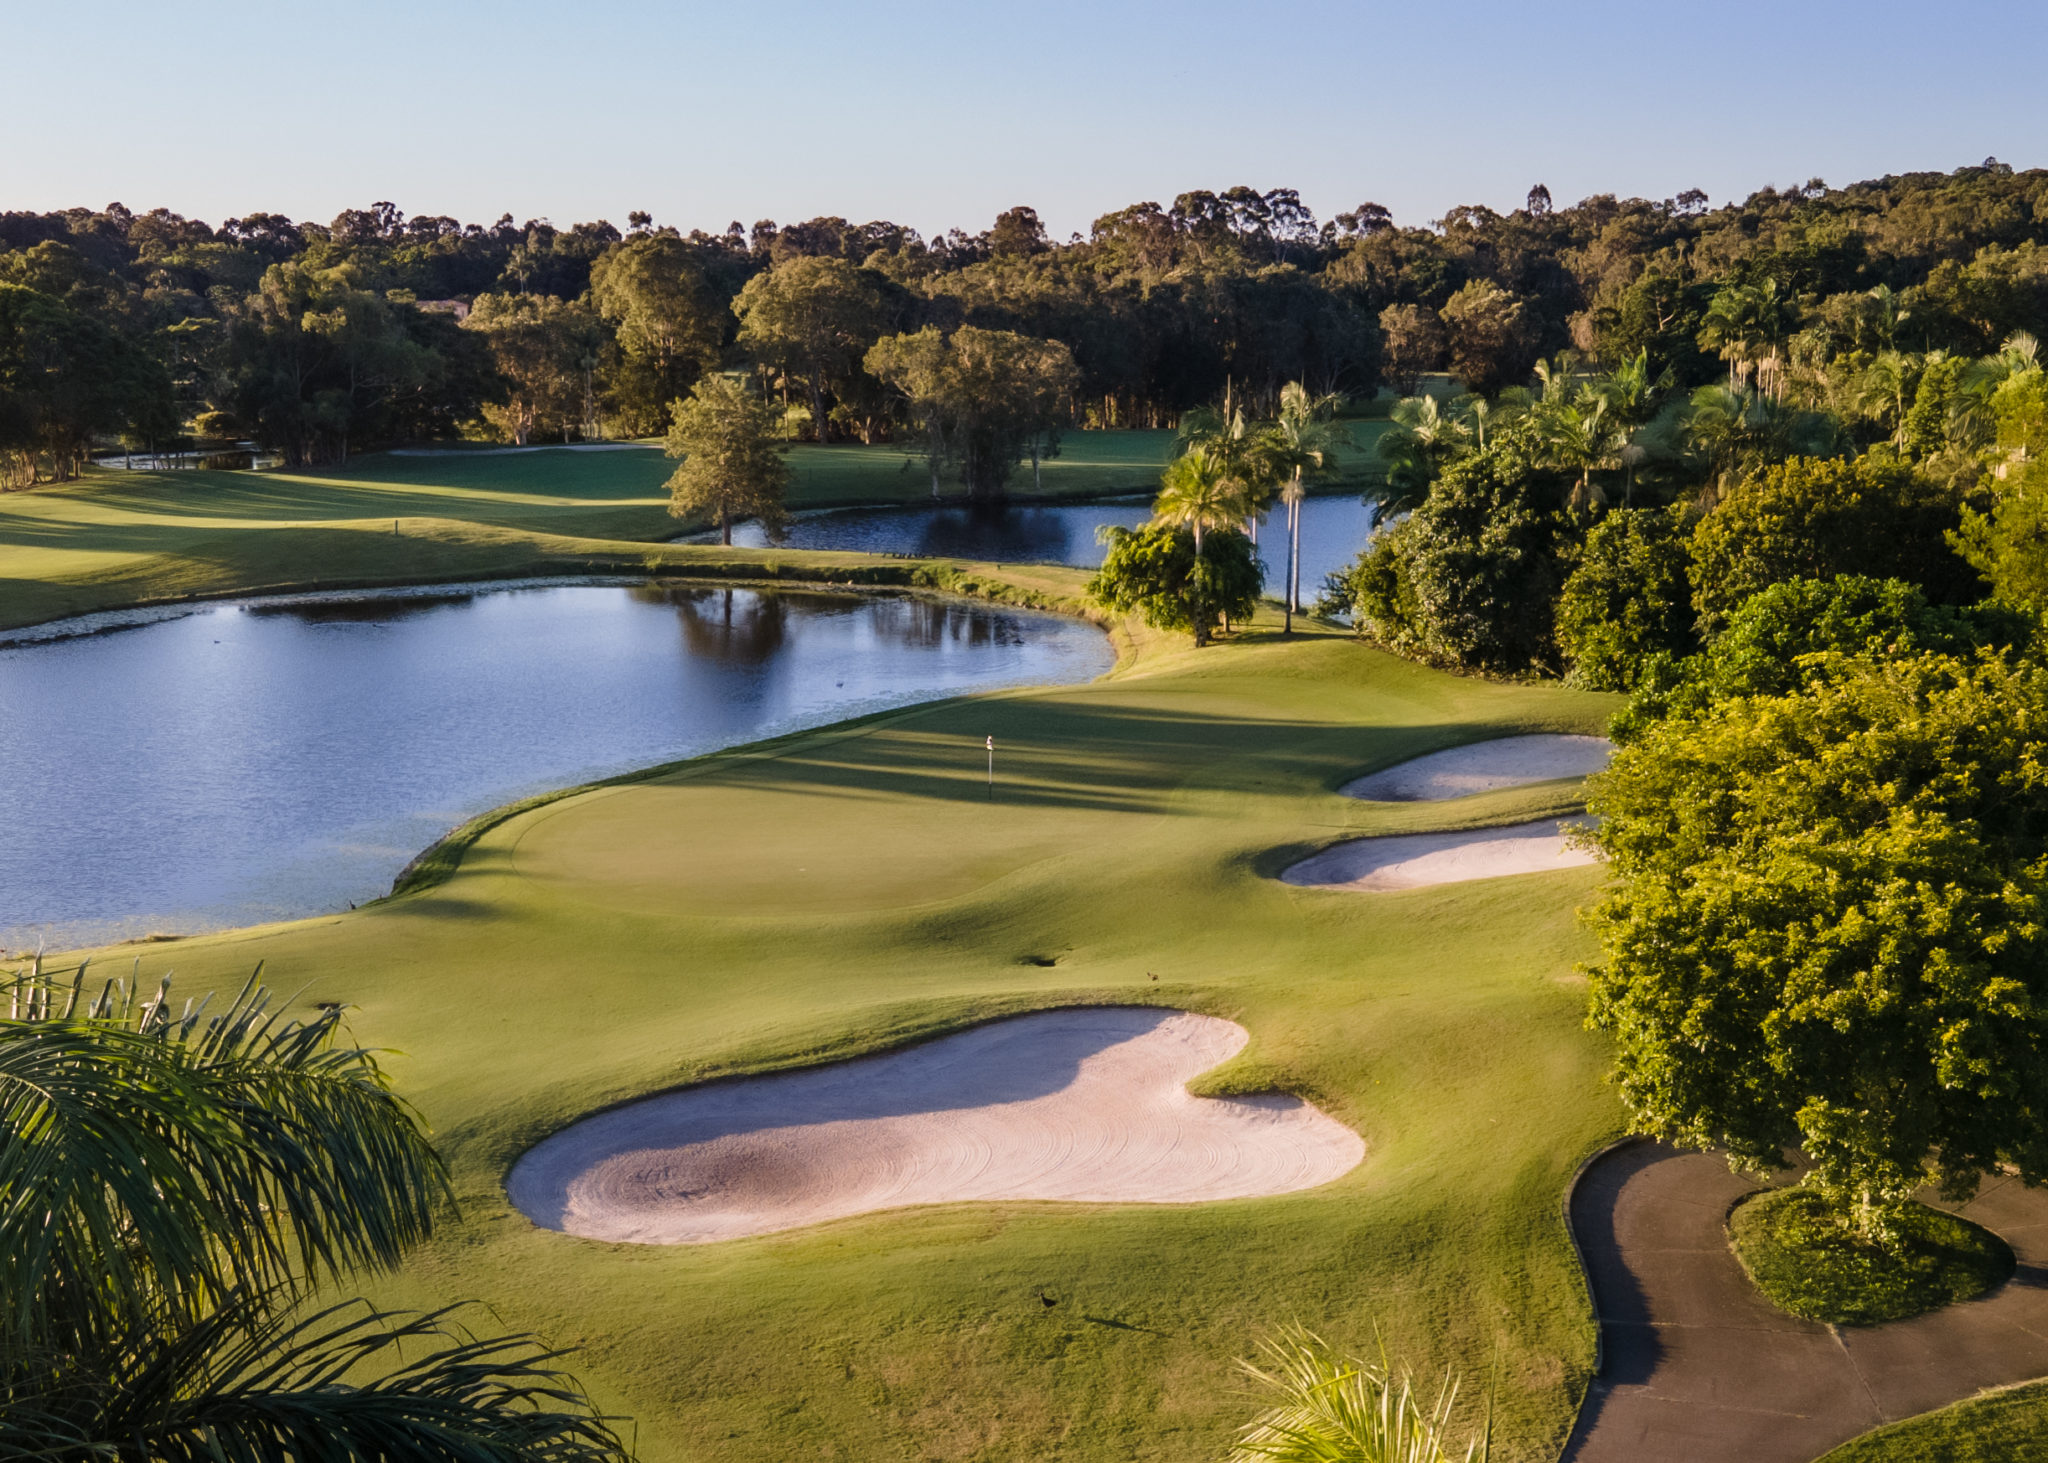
[1728, 1186, 2015, 1327]
[1821, 1380, 2048, 1461]
[33, 619, 1623, 1463]
[0, 428, 1391, 634]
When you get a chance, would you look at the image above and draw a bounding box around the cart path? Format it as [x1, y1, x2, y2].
[1563, 1141, 2048, 1462]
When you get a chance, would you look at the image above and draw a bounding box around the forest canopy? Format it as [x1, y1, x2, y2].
[9, 162, 2048, 488]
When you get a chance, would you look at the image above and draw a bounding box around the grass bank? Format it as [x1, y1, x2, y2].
[1823, 1381, 2048, 1461]
[0, 427, 1389, 633]
[37, 620, 1622, 1462]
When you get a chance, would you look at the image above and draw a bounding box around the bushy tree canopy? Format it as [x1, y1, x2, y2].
[1689, 454, 1978, 631]
[1088, 522, 1261, 646]
[662, 375, 791, 544]
[1585, 649, 2048, 1226]
[1555, 505, 1699, 690]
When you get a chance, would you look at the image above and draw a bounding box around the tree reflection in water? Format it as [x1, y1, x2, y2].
[633, 583, 1029, 662]
[633, 585, 791, 665]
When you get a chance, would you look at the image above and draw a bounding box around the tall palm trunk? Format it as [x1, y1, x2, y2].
[1287, 492, 1303, 630]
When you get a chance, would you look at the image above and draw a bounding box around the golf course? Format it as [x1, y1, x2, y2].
[11, 518, 1625, 1457]
[11, 440, 2042, 1460]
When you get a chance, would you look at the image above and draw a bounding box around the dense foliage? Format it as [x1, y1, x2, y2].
[1553, 506, 1698, 690]
[1614, 575, 2033, 739]
[1088, 522, 1261, 646]
[1583, 650, 2048, 1229]
[12, 162, 2048, 490]
[1688, 454, 1974, 630]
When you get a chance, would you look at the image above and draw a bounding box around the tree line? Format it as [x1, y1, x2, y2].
[8, 161, 2048, 488]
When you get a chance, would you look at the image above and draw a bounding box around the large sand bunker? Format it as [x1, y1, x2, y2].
[509, 1008, 1364, 1244]
[1283, 817, 1597, 891]
[1341, 735, 1612, 802]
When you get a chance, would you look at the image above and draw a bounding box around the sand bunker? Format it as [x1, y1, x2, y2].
[1283, 817, 1598, 891]
[1341, 735, 1612, 802]
[508, 1008, 1363, 1244]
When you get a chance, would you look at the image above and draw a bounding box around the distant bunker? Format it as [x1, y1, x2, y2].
[509, 1007, 1366, 1245]
[1284, 735, 1613, 891]
[1339, 734, 1613, 802]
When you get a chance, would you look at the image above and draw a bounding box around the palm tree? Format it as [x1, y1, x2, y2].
[1699, 278, 1795, 399]
[1373, 395, 1470, 523]
[1177, 384, 1282, 543]
[1229, 1328, 1490, 1463]
[1153, 445, 1252, 555]
[1, 964, 632, 1463]
[1151, 446, 1254, 639]
[1266, 382, 1350, 632]
[1851, 349, 1923, 448]
[1536, 395, 1624, 508]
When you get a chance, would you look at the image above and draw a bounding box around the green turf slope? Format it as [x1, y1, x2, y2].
[0, 427, 1390, 633]
[1823, 1381, 2048, 1461]
[43, 619, 1618, 1462]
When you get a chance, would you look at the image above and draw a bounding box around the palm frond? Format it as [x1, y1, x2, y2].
[1227, 1328, 1483, 1463]
[0, 963, 449, 1355]
[2, 1292, 631, 1463]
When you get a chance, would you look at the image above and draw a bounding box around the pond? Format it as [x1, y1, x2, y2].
[0, 582, 1113, 953]
[703, 495, 1378, 601]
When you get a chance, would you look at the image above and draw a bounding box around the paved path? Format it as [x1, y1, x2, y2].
[1563, 1141, 2048, 1462]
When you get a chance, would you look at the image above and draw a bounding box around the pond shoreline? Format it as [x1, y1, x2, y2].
[1, 580, 1120, 955]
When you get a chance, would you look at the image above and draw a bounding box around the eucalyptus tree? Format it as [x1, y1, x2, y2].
[662, 373, 791, 544]
[0, 965, 632, 1463]
[864, 325, 1078, 500]
[588, 232, 721, 435]
[732, 255, 884, 443]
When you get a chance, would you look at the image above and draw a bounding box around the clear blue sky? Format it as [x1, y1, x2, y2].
[10, 0, 2046, 239]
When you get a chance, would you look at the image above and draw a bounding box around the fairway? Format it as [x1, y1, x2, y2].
[0, 426, 1392, 634]
[54, 610, 1625, 1461]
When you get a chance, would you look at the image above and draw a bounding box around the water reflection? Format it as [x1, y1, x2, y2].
[0, 582, 1111, 951]
[637, 585, 791, 664]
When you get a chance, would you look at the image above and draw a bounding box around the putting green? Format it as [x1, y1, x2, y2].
[45, 611, 1622, 1462]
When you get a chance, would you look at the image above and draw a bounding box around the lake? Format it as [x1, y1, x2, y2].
[0, 582, 1112, 952]
[703, 495, 1377, 601]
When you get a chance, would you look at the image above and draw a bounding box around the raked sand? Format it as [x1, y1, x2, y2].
[509, 1007, 1365, 1244]
[1341, 734, 1612, 801]
[1284, 817, 1598, 891]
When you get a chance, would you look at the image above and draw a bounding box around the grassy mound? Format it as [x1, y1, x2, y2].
[1821, 1380, 2048, 1460]
[1729, 1186, 2014, 1326]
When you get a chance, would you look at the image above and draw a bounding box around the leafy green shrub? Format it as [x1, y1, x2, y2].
[1586, 649, 2048, 1222]
[1327, 428, 1569, 674]
[1329, 518, 1428, 657]
[1614, 576, 2033, 739]
[1690, 454, 1979, 631]
[1729, 1186, 2013, 1326]
[1555, 505, 1698, 690]
[1088, 522, 1262, 646]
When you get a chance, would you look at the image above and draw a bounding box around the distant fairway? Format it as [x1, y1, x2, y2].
[53, 611, 1624, 1462]
[0, 426, 1390, 634]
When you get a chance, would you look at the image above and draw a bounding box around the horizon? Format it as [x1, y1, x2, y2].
[12, 0, 2047, 241]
